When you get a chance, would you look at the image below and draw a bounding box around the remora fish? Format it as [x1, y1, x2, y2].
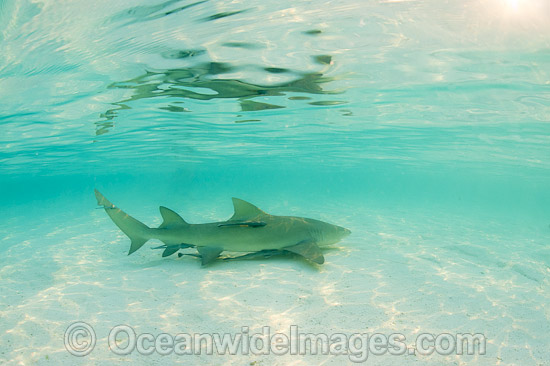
[95, 190, 350, 265]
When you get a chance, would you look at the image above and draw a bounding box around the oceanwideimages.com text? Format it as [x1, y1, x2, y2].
[65, 322, 486, 362]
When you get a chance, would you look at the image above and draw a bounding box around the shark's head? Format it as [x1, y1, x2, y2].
[308, 219, 351, 246]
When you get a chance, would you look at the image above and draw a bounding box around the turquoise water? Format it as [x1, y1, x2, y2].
[1, 0, 549, 365]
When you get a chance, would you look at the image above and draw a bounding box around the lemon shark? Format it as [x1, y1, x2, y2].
[94, 189, 350, 265]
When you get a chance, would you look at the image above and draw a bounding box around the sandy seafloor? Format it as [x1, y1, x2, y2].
[1, 175, 549, 366]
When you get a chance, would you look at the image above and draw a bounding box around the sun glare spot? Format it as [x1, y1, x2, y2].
[497, 0, 550, 21]
[505, 0, 520, 11]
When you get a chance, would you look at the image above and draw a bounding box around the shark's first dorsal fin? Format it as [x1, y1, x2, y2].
[230, 198, 267, 221]
[159, 206, 188, 228]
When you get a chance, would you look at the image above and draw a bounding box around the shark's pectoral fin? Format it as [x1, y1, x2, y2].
[283, 240, 325, 264]
[196, 246, 223, 266]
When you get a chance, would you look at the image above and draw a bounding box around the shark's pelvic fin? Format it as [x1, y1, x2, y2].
[284, 240, 325, 264]
[230, 198, 267, 221]
[197, 246, 223, 266]
[159, 206, 188, 228]
[94, 189, 152, 255]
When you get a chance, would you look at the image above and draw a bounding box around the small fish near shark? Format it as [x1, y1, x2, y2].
[94, 190, 351, 266]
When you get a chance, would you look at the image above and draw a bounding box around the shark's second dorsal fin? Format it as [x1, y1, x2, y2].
[230, 198, 267, 221]
[159, 206, 188, 228]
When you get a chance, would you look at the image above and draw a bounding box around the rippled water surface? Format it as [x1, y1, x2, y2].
[1, 0, 549, 365]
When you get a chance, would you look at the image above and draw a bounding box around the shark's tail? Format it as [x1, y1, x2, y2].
[94, 189, 152, 255]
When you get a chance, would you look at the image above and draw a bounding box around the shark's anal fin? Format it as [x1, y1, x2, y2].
[196, 246, 223, 266]
[283, 240, 325, 264]
[217, 221, 267, 228]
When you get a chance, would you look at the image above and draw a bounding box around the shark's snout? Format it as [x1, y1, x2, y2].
[333, 225, 351, 240]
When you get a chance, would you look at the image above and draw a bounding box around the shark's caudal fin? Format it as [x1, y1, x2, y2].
[94, 189, 152, 255]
